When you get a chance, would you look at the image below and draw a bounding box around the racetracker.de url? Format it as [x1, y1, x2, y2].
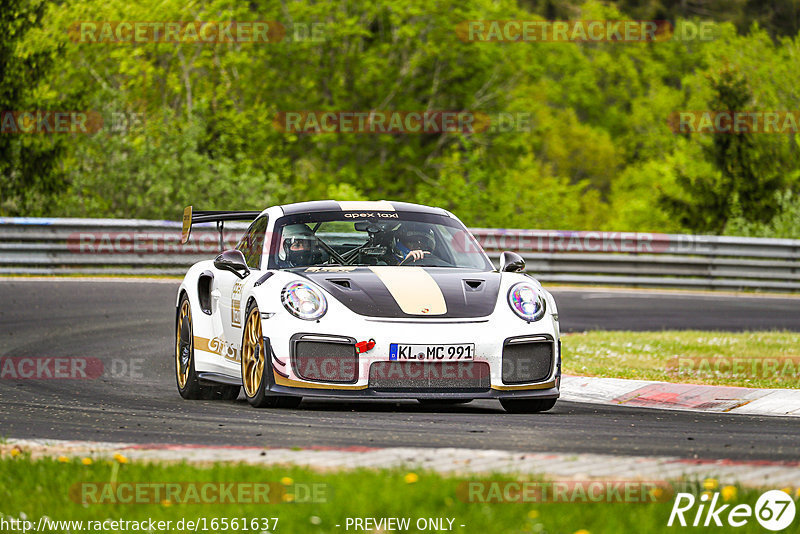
[0, 516, 279, 532]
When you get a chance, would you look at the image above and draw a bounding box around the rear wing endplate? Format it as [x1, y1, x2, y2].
[180, 206, 261, 252]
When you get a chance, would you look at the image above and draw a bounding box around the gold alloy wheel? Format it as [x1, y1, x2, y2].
[176, 299, 192, 389]
[242, 307, 264, 397]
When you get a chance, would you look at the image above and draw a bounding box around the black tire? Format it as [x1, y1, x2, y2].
[417, 399, 472, 406]
[500, 398, 557, 413]
[241, 300, 302, 409]
[175, 293, 205, 399]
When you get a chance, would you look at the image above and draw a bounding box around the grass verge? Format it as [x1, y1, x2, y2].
[562, 330, 800, 388]
[1, 456, 793, 534]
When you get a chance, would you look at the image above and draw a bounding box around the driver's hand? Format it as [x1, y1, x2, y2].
[404, 250, 430, 262]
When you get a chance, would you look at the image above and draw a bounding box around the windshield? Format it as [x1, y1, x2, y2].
[268, 211, 493, 270]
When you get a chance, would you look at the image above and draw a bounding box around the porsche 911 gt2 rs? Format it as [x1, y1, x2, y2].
[175, 200, 561, 413]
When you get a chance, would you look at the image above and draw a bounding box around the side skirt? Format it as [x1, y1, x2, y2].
[197, 372, 242, 387]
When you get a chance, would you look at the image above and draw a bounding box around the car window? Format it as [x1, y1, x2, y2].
[268, 212, 494, 270]
[236, 216, 268, 269]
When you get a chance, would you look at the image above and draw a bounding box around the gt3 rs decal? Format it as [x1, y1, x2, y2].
[305, 266, 358, 273]
[231, 282, 243, 328]
[369, 267, 447, 315]
[194, 336, 240, 363]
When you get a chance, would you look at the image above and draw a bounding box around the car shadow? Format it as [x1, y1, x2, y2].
[268, 398, 504, 414]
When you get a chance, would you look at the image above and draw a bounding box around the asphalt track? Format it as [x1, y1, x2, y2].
[0, 279, 798, 461]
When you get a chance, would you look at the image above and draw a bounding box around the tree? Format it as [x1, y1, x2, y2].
[659, 68, 784, 233]
[0, 0, 66, 215]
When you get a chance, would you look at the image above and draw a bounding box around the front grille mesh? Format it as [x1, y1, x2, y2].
[368, 361, 490, 391]
[293, 341, 358, 383]
[502, 342, 553, 384]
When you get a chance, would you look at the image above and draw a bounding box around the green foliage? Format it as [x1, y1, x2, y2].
[725, 190, 800, 238]
[521, 0, 800, 38]
[1, 0, 798, 236]
[0, 455, 778, 534]
[660, 67, 789, 233]
[0, 0, 70, 215]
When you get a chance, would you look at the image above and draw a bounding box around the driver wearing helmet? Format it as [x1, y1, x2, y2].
[279, 224, 319, 267]
[392, 223, 435, 264]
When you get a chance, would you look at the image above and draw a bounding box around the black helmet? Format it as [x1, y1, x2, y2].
[281, 224, 317, 266]
[398, 223, 435, 252]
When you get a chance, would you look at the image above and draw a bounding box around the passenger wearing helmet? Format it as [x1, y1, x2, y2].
[392, 223, 436, 264]
[279, 224, 320, 267]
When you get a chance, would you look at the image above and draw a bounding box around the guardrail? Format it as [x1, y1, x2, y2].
[1, 218, 798, 291]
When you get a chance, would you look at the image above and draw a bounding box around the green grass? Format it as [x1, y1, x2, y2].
[562, 330, 800, 388]
[0, 456, 792, 534]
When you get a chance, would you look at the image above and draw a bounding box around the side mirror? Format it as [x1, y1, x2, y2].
[500, 251, 525, 272]
[214, 249, 250, 279]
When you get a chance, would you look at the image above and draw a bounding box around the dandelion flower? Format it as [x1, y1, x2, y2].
[404, 472, 419, 484]
[721, 486, 737, 501]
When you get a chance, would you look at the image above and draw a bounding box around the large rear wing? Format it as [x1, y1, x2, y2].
[181, 206, 261, 251]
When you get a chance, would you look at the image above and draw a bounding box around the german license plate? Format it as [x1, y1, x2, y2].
[389, 343, 474, 361]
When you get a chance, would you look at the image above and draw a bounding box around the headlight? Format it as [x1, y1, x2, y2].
[281, 281, 327, 320]
[507, 283, 546, 322]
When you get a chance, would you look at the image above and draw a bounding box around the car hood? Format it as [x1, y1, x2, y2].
[294, 266, 501, 318]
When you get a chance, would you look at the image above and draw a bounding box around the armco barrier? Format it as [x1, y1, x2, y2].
[0, 218, 798, 291]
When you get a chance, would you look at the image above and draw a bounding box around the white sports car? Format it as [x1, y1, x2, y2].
[175, 200, 561, 413]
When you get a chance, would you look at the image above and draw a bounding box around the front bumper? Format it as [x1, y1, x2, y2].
[266, 382, 560, 400]
[261, 311, 561, 399]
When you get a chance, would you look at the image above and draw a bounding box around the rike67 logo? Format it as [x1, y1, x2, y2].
[668, 490, 796, 531]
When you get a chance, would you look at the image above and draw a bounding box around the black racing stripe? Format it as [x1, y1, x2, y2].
[279, 200, 447, 216]
[298, 267, 499, 318]
[280, 200, 342, 215]
[298, 268, 406, 317]
[426, 269, 501, 317]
